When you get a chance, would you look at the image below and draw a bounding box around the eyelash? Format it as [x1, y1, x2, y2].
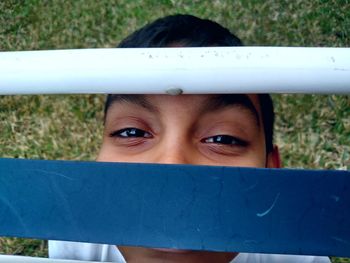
[201, 135, 248, 147]
[109, 128, 153, 138]
[110, 128, 247, 148]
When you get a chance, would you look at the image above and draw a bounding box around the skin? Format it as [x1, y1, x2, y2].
[97, 94, 281, 263]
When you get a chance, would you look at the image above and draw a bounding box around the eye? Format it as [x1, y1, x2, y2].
[110, 128, 152, 138]
[201, 135, 248, 147]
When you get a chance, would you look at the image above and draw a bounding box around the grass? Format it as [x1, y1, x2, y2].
[0, 238, 47, 257]
[0, 0, 349, 262]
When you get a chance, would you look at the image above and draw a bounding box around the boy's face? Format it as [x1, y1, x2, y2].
[97, 94, 280, 263]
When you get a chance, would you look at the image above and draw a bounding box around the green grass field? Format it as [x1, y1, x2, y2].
[0, 0, 349, 262]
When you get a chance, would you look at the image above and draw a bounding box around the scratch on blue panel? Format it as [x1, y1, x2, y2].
[256, 193, 280, 217]
[332, 236, 350, 245]
[243, 181, 258, 192]
[330, 195, 340, 202]
[0, 195, 27, 233]
[27, 169, 75, 181]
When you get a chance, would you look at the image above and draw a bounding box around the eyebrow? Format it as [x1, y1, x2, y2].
[202, 94, 260, 126]
[106, 94, 158, 112]
[106, 94, 260, 125]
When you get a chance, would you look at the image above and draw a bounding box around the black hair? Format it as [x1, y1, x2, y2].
[105, 14, 274, 153]
[117, 14, 242, 48]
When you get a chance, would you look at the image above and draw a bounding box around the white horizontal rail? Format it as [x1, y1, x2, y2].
[0, 47, 349, 94]
[0, 255, 101, 263]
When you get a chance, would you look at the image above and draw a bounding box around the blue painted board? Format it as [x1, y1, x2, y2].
[0, 158, 349, 257]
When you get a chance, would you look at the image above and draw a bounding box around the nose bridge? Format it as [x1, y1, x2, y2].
[160, 148, 188, 164]
[155, 131, 191, 165]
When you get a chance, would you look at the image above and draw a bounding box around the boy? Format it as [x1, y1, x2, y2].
[49, 14, 330, 262]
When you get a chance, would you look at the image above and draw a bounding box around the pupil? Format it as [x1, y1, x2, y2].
[215, 135, 232, 144]
[129, 128, 141, 136]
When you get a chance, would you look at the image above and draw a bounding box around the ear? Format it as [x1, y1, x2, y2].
[266, 145, 282, 168]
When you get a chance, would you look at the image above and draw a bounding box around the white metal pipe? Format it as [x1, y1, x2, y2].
[0, 47, 349, 95]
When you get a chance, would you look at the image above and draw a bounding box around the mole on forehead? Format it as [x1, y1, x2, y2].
[108, 94, 260, 125]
